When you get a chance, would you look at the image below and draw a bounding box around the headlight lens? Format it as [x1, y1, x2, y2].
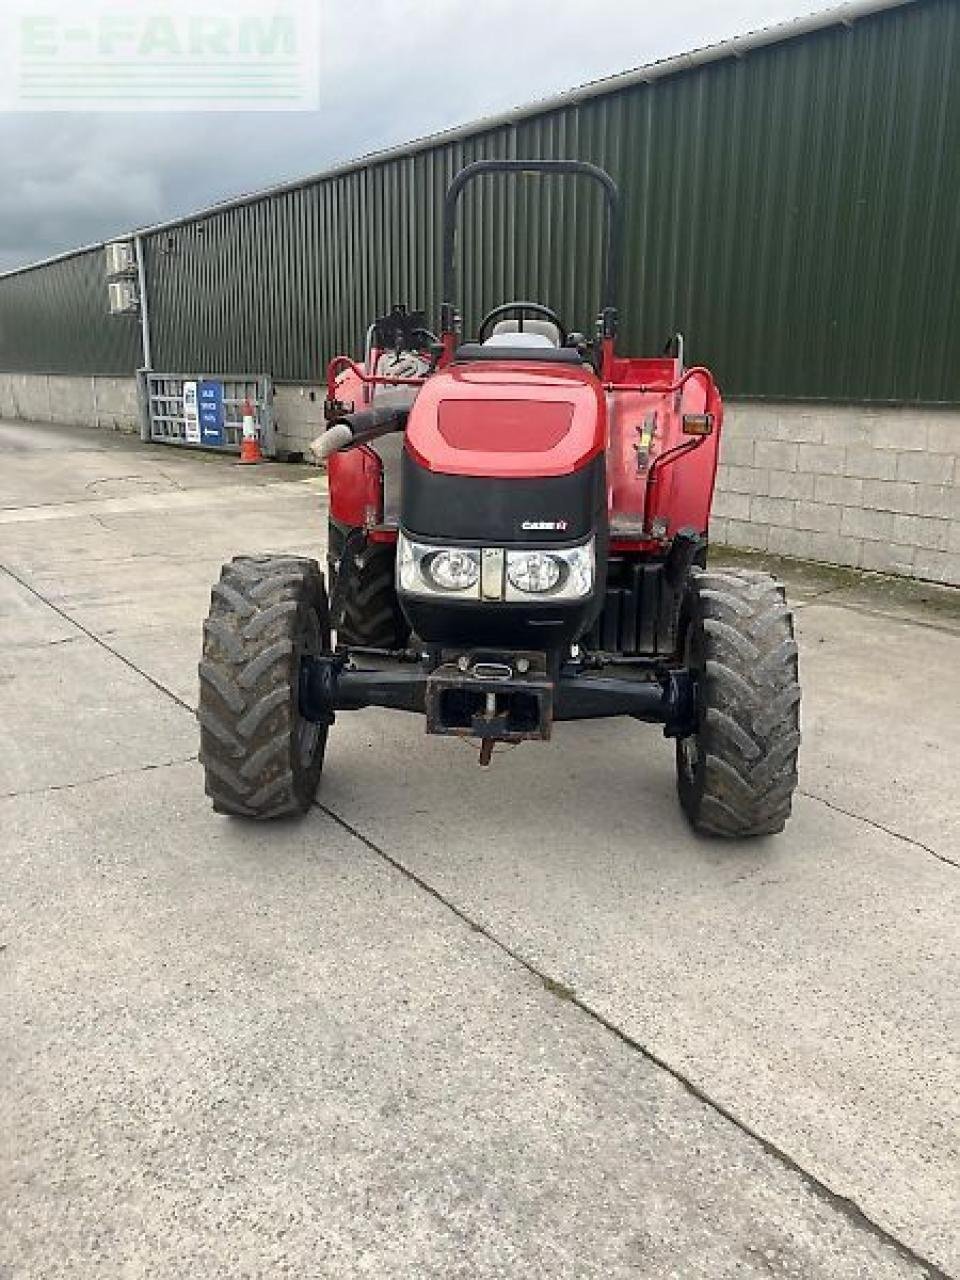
[397, 534, 481, 598]
[425, 548, 480, 592]
[505, 541, 594, 601]
[506, 551, 561, 594]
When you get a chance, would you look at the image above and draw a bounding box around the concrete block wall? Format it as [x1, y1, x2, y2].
[0, 372, 139, 433]
[712, 403, 960, 586]
[273, 383, 327, 457]
[0, 373, 324, 456]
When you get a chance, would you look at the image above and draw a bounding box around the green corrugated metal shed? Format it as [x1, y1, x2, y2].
[0, 248, 141, 376]
[1, 0, 958, 403]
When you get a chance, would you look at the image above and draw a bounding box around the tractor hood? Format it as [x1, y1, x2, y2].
[404, 360, 605, 479]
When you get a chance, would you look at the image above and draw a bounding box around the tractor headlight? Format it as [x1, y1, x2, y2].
[398, 534, 481, 598]
[397, 533, 594, 602]
[505, 550, 561, 594]
[505, 541, 594, 601]
[425, 548, 481, 592]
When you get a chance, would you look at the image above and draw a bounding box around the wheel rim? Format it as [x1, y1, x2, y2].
[678, 621, 703, 786]
[679, 731, 700, 782]
[295, 604, 324, 767]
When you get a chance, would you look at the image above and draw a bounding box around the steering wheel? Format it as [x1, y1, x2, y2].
[477, 301, 568, 345]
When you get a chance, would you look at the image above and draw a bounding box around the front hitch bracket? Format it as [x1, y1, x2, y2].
[299, 652, 698, 741]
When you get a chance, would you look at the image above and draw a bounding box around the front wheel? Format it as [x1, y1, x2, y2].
[675, 568, 801, 837]
[328, 520, 408, 650]
[199, 555, 330, 819]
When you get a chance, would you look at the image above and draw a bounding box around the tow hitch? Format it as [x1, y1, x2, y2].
[424, 652, 553, 764]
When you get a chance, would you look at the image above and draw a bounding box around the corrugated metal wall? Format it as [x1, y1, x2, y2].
[0, 248, 141, 375]
[1, 0, 958, 402]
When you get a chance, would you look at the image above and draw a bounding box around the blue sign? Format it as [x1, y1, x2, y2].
[198, 380, 225, 446]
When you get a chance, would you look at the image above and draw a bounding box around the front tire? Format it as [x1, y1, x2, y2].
[675, 568, 801, 837]
[199, 555, 329, 819]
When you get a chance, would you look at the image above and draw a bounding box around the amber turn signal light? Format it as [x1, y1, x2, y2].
[682, 413, 714, 436]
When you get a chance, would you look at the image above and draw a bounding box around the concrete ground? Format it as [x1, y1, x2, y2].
[1, 419, 957, 1280]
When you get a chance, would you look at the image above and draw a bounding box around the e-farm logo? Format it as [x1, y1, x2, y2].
[1, 1, 319, 111]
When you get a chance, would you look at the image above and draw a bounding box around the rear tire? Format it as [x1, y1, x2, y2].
[675, 568, 800, 837]
[199, 555, 329, 819]
[328, 520, 408, 649]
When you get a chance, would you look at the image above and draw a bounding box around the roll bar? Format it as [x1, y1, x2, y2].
[440, 159, 622, 335]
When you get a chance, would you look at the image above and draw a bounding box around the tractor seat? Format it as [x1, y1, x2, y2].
[483, 331, 555, 350]
[484, 318, 561, 347]
[454, 343, 583, 365]
[457, 319, 581, 366]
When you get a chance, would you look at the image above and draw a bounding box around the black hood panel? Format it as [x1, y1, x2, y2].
[401, 447, 605, 545]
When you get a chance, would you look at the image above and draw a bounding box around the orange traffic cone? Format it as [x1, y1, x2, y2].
[238, 397, 263, 464]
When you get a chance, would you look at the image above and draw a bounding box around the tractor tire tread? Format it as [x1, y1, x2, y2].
[677, 567, 800, 838]
[330, 528, 408, 649]
[198, 554, 328, 819]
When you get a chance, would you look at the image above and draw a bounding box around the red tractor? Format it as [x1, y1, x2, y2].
[199, 160, 800, 836]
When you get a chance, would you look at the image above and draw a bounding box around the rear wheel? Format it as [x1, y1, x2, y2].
[199, 555, 329, 819]
[675, 568, 800, 837]
[328, 520, 408, 649]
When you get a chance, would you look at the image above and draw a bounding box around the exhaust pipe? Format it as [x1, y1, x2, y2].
[310, 389, 418, 463]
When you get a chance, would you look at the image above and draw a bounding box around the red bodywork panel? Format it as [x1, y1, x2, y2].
[327, 443, 383, 529]
[438, 400, 572, 453]
[405, 362, 605, 479]
[326, 349, 723, 549]
[604, 357, 723, 548]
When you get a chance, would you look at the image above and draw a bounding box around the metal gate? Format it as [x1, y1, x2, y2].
[138, 371, 276, 457]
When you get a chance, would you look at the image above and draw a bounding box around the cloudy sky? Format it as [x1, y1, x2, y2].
[0, 0, 841, 272]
